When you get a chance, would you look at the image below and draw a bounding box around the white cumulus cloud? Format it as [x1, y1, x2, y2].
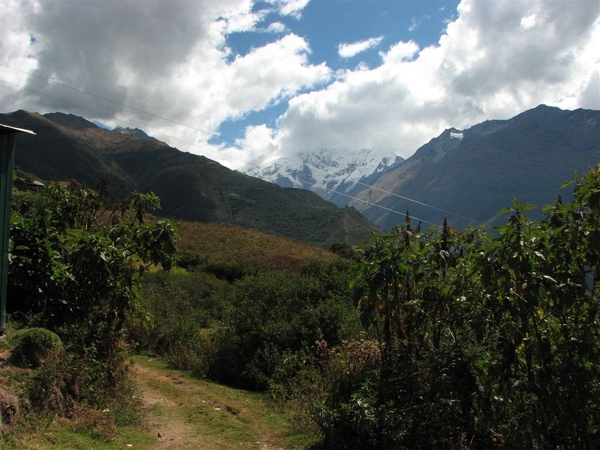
[338, 36, 385, 58]
[0, 0, 326, 166]
[235, 0, 599, 170]
[271, 0, 311, 19]
[0, 0, 598, 173]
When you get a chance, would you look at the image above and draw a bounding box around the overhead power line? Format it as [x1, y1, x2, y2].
[0, 64, 479, 227]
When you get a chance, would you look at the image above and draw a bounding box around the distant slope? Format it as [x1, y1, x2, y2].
[1, 110, 380, 247]
[176, 221, 337, 274]
[350, 105, 599, 230]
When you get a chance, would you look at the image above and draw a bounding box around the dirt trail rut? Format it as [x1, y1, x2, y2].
[133, 357, 290, 450]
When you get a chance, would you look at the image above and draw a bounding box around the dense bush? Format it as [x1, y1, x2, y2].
[203, 260, 262, 282]
[9, 166, 598, 449]
[7, 181, 177, 423]
[131, 255, 361, 392]
[316, 166, 600, 449]
[270, 338, 381, 437]
[131, 270, 231, 372]
[8, 327, 62, 369]
[174, 251, 204, 271]
[207, 258, 361, 390]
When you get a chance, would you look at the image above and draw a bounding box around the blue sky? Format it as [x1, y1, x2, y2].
[1, 0, 598, 171]
[216, 0, 460, 144]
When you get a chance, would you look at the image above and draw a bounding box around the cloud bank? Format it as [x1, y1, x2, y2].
[1, 0, 598, 172]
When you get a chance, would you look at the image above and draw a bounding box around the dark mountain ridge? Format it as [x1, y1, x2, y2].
[350, 105, 599, 230]
[1, 110, 380, 247]
[112, 126, 157, 141]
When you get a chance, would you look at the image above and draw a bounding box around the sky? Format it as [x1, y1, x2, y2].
[1, 0, 599, 173]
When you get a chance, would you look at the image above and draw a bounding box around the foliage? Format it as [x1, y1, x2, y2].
[270, 338, 381, 438]
[8, 328, 62, 369]
[131, 270, 231, 373]
[176, 221, 337, 274]
[203, 260, 262, 282]
[317, 166, 600, 449]
[131, 221, 358, 388]
[4, 109, 380, 247]
[174, 251, 204, 271]
[207, 258, 361, 390]
[9, 147, 596, 449]
[6, 179, 177, 422]
[25, 346, 77, 416]
[0, 389, 21, 434]
[329, 242, 362, 261]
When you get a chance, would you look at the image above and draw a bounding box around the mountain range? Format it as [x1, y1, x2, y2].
[2, 105, 598, 240]
[246, 148, 403, 205]
[248, 105, 599, 231]
[0, 110, 380, 247]
[352, 105, 599, 230]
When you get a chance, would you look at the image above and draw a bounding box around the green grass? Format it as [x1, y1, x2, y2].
[0, 327, 152, 450]
[1, 419, 155, 450]
[0, 401, 152, 449]
[134, 356, 320, 449]
[176, 220, 337, 274]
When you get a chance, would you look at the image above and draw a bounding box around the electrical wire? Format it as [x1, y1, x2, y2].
[0, 64, 481, 227]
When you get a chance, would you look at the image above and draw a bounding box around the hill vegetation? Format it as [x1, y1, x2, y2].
[0, 152, 598, 448]
[176, 220, 336, 273]
[0, 177, 349, 447]
[0, 110, 379, 247]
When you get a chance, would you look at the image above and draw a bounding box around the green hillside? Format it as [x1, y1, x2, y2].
[1, 154, 598, 449]
[1, 110, 380, 247]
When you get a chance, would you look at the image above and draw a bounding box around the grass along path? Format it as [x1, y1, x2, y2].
[133, 356, 305, 449]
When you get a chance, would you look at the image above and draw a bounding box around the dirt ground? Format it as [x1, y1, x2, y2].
[133, 357, 292, 449]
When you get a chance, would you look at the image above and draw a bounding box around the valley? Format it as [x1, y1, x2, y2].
[0, 104, 598, 449]
[3, 105, 596, 236]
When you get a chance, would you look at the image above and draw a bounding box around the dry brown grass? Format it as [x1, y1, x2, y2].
[176, 221, 336, 273]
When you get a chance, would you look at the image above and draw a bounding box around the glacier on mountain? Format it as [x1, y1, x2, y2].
[246, 148, 403, 204]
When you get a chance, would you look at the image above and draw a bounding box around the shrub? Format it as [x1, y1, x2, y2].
[271, 338, 381, 438]
[68, 404, 117, 441]
[7, 181, 176, 426]
[208, 259, 361, 390]
[314, 166, 600, 449]
[0, 389, 22, 434]
[8, 328, 62, 369]
[204, 260, 261, 282]
[25, 346, 76, 415]
[131, 270, 232, 373]
[175, 251, 204, 271]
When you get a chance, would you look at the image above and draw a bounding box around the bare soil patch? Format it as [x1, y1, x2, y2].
[133, 357, 292, 449]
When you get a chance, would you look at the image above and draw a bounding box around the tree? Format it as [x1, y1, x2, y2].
[8, 180, 177, 408]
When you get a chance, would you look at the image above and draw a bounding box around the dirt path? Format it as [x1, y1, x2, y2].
[133, 357, 291, 450]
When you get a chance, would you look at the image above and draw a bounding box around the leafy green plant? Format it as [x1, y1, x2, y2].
[7, 179, 177, 423]
[207, 258, 360, 390]
[132, 270, 230, 374]
[317, 166, 600, 449]
[8, 327, 62, 368]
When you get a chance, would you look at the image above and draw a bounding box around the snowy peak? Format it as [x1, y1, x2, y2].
[112, 126, 157, 141]
[247, 148, 403, 205]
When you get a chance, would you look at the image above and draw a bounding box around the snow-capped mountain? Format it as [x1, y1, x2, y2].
[246, 148, 403, 207]
[112, 126, 157, 141]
